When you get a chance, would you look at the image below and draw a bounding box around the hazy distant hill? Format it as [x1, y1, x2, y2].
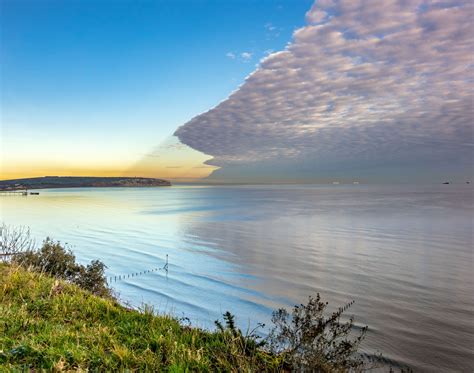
[0, 176, 171, 190]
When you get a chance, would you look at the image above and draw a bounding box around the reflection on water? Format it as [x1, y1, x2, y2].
[1, 185, 473, 371]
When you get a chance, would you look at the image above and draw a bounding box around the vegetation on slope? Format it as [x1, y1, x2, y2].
[0, 224, 370, 371]
[0, 264, 284, 371]
[0, 176, 171, 190]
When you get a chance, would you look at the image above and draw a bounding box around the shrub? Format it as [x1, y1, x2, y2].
[214, 311, 266, 354]
[13, 238, 111, 298]
[211, 311, 277, 371]
[268, 294, 367, 372]
[74, 259, 110, 297]
[2, 225, 375, 370]
[0, 224, 35, 262]
[212, 296, 369, 372]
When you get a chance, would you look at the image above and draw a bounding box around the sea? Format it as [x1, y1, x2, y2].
[1, 184, 472, 371]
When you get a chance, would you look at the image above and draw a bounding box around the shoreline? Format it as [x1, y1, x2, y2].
[0, 176, 171, 191]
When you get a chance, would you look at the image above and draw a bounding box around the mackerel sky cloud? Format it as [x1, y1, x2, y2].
[175, 0, 474, 181]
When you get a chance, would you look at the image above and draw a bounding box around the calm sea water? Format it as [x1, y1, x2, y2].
[1, 184, 473, 371]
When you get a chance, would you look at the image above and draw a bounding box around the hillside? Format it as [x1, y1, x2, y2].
[0, 176, 171, 190]
[0, 264, 278, 371]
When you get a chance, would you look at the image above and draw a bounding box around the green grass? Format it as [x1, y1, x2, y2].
[0, 263, 282, 371]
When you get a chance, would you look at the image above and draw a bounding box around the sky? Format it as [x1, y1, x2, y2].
[1, 0, 312, 180]
[1, 0, 473, 183]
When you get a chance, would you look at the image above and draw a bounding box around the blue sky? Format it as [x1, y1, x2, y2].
[1, 0, 312, 179]
[1, 0, 473, 182]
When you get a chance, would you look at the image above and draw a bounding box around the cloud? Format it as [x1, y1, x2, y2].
[240, 52, 253, 61]
[227, 51, 254, 63]
[164, 142, 187, 150]
[175, 0, 474, 181]
[265, 22, 276, 31]
[264, 22, 282, 39]
[305, 8, 327, 24]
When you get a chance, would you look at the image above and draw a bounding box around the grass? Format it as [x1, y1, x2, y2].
[1, 227, 374, 372]
[0, 263, 282, 371]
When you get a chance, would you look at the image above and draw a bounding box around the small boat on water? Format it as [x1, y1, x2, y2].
[30, 192, 40, 195]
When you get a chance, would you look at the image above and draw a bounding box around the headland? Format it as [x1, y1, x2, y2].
[0, 176, 171, 190]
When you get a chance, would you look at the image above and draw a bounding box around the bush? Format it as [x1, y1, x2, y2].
[74, 259, 109, 297]
[268, 294, 367, 372]
[2, 225, 375, 370]
[215, 312, 267, 355]
[211, 296, 369, 372]
[0, 224, 35, 262]
[13, 238, 111, 298]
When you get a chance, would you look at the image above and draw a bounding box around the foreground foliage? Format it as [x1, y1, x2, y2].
[0, 263, 371, 372]
[0, 264, 282, 371]
[1, 224, 111, 298]
[13, 238, 111, 298]
[270, 296, 367, 371]
[0, 225, 372, 371]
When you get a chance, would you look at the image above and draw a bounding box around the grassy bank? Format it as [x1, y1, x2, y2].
[0, 226, 371, 372]
[0, 264, 280, 371]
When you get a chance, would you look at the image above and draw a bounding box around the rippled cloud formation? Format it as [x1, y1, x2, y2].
[175, 0, 473, 181]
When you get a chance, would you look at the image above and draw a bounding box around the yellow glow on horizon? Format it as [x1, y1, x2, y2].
[125, 137, 218, 180]
[0, 137, 217, 181]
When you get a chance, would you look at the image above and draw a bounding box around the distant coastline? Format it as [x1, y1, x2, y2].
[0, 176, 171, 190]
